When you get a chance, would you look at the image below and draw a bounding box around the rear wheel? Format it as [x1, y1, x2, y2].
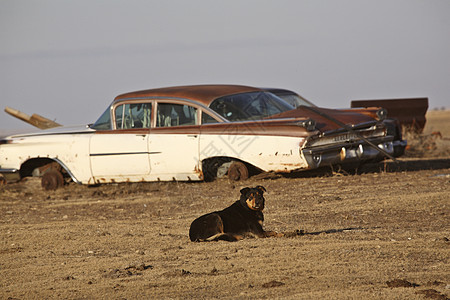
[41, 169, 64, 190]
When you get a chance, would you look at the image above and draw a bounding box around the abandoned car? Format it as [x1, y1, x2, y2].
[0, 85, 399, 189]
[264, 88, 407, 157]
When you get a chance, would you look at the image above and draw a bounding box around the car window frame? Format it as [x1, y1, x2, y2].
[200, 110, 222, 124]
[112, 100, 153, 131]
[154, 101, 200, 128]
[110, 98, 227, 130]
[153, 99, 225, 127]
[208, 91, 294, 122]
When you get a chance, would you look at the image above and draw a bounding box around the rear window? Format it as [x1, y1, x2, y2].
[209, 91, 294, 121]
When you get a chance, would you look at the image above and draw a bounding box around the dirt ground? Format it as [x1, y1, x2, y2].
[1, 111, 449, 299]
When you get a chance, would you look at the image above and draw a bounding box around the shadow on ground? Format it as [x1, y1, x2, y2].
[279, 158, 450, 179]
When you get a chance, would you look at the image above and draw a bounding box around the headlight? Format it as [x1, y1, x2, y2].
[296, 119, 316, 131]
[376, 108, 387, 121]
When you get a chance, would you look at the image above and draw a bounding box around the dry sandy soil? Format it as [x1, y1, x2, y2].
[1, 111, 449, 299]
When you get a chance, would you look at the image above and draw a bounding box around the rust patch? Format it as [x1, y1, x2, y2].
[38, 161, 62, 175]
[194, 165, 203, 180]
[114, 85, 262, 106]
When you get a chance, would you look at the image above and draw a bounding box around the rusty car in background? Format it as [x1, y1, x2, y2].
[264, 88, 409, 158]
[351, 98, 429, 133]
[1, 85, 397, 189]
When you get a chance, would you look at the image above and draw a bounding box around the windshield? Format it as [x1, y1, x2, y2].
[209, 92, 294, 122]
[276, 94, 316, 108]
[91, 106, 112, 130]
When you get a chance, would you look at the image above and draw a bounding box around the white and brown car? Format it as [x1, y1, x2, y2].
[0, 85, 398, 189]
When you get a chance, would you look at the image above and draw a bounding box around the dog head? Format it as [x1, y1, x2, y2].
[239, 185, 267, 211]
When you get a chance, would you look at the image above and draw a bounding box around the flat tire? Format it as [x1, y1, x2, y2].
[41, 169, 64, 190]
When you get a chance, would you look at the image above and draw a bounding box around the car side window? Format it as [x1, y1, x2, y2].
[201, 111, 219, 124]
[115, 103, 152, 129]
[156, 103, 197, 127]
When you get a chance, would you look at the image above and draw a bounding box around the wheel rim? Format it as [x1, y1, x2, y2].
[41, 169, 64, 190]
[227, 161, 249, 181]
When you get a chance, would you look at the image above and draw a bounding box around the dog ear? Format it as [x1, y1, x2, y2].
[240, 187, 250, 195]
[256, 185, 266, 193]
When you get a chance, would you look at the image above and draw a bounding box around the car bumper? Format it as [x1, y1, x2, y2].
[302, 136, 395, 169]
[0, 168, 20, 182]
[393, 139, 407, 158]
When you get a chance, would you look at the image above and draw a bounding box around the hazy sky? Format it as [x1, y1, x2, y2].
[1, 0, 449, 131]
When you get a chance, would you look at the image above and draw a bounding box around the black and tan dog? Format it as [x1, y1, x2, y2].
[189, 186, 283, 242]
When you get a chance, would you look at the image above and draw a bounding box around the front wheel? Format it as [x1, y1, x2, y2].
[41, 169, 64, 190]
[227, 161, 249, 181]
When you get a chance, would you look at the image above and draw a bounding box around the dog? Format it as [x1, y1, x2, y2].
[189, 185, 283, 242]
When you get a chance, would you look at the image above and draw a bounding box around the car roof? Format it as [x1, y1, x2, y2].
[261, 87, 295, 95]
[114, 84, 263, 106]
[261, 87, 317, 107]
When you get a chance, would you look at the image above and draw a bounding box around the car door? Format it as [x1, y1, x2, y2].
[148, 101, 201, 180]
[89, 102, 152, 182]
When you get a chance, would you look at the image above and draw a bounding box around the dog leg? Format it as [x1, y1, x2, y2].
[189, 213, 224, 242]
[212, 233, 242, 242]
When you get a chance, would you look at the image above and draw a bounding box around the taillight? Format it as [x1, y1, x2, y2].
[0, 139, 12, 145]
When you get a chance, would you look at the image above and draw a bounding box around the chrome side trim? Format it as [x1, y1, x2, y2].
[0, 168, 20, 182]
[51, 158, 82, 185]
[0, 168, 19, 174]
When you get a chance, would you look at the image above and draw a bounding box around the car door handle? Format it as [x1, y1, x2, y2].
[187, 134, 198, 138]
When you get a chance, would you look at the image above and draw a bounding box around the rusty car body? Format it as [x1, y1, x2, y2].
[0, 85, 397, 189]
[265, 88, 408, 158]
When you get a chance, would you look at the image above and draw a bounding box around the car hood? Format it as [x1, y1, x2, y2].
[270, 106, 380, 133]
[5, 125, 94, 138]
